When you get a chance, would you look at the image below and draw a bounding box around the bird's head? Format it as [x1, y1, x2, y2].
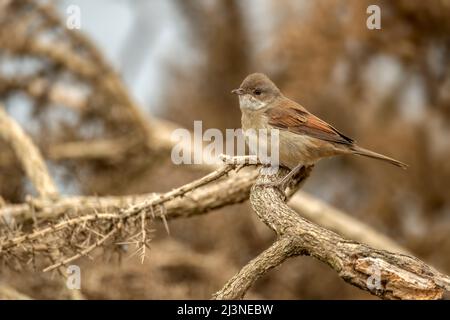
[232, 73, 281, 111]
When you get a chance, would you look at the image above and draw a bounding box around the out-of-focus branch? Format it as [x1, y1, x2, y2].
[1, 0, 163, 158]
[214, 168, 450, 300]
[0, 76, 87, 111]
[46, 139, 131, 161]
[0, 283, 32, 300]
[0, 106, 58, 198]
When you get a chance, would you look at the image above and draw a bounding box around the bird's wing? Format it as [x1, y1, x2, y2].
[265, 100, 354, 145]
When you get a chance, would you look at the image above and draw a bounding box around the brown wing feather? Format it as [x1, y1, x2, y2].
[266, 100, 354, 145]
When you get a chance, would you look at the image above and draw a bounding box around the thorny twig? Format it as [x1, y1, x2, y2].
[0, 156, 255, 271]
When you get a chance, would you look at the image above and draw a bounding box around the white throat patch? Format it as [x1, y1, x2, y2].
[239, 94, 267, 111]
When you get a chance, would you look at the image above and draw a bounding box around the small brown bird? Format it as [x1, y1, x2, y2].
[232, 73, 407, 185]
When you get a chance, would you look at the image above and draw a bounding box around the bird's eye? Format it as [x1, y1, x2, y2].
[254, 89, 262, 95]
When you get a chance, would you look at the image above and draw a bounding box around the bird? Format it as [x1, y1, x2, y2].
[232, 72, 407, 188]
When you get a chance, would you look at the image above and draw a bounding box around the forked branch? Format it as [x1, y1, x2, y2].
[213, 167, 450, 300]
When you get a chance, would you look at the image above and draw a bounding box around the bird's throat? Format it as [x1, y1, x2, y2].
[239, 94, 267, 111]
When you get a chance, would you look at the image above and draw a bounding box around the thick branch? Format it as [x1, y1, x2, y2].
[214, 168, 450, 300]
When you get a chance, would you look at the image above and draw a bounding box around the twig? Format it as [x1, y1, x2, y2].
[119, 155, 258, 219]
[1, 213, 119, 250]
[43, 227, 118, 272]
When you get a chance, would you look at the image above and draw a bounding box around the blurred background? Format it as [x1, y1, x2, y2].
[0, 0, 449, 299]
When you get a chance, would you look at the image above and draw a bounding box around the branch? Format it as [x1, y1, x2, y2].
[0, 283, 32, 300]
[0, 157, 258, 271]
[0, 106, 58, 198]
[213, 238, 295, 300]
[1, 164, 409, 256]
[0, 165, 257, 223]
[214, 167, 450, 300]
[0, 75, 87, 111]
[45, 139, 131, 161]
[1, 15, 156, 148]
[289, 192, 410, 254]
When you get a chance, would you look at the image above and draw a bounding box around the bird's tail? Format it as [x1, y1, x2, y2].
[351, 145, 408, 169]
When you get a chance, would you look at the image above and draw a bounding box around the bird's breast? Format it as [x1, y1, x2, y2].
[241, 109, 270, 131]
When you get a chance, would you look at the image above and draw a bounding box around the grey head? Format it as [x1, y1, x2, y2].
[232, 73, 282, 110]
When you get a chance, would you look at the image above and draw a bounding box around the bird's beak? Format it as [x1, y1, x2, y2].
[231, 88, 245, 95]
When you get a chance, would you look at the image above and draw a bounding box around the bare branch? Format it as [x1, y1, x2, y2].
[0, 169, 257, 223]
[214, 168, 450, 300]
